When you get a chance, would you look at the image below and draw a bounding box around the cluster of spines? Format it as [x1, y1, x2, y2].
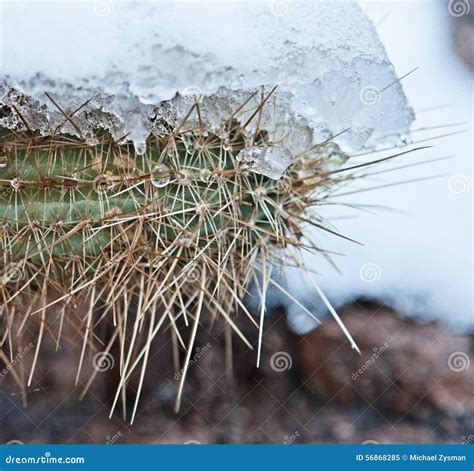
[0, 90, 431, 422]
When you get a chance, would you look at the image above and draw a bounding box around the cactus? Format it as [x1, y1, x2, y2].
[0, 91, 422, 422]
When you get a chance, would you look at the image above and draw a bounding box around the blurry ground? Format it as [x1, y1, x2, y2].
[0, 301, 472, 444]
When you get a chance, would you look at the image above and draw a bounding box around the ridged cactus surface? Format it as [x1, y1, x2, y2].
[0, 93, 415, 422]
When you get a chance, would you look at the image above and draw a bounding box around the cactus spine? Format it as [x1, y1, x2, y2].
[0, 91, 419, 422]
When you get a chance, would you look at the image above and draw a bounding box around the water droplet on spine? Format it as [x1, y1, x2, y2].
[134, 141, 147, 156]
[199, 169, 211, 182]
[85, 137, 99, 146]
[236, 146, 293, 180]
[222, 139, 231, 151]
[317, 142, 349, 172]
[151, 164, 171, 188]
[176, 170, 192, 186]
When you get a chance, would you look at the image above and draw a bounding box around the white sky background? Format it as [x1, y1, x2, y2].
[364, 0, 473, 328]
[288, 0, 473, 333]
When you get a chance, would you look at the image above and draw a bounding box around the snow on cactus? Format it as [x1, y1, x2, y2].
[0, 1, 424, 423]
